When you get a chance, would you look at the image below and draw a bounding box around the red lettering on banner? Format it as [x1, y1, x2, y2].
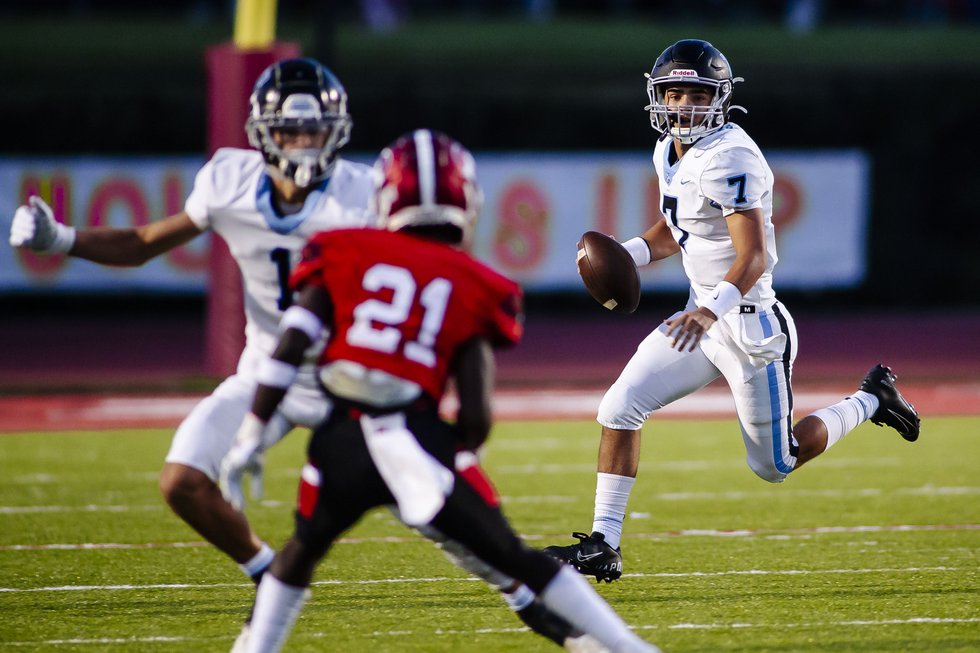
[595, 173, 618, 236]
[163, 172, 184, 216]
[17, 176, 71, 278]
[162, 172, 208, 272]
[494, 181, 548, 271]
[88, 179, 149, 228]
[772, 175, 802, 230]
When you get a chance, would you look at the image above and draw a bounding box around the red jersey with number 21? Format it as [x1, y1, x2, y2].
[290, 228, 523, 403]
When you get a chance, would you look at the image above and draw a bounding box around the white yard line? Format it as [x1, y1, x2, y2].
[0, 505, 164, 514]
[1, 523, 975, 552]
[2, 485, 973, 512]
[2, 617, 978, 647]
[492, 457, 903, 473]
[0, 565, 963, 594]
[656, 617, 980, 631]
[1, 637, 197, 647]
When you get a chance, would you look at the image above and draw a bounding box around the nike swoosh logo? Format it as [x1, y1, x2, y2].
[887, 408, 916, 434]
[679, 180, 692, 185]
[576, 551, 604, 562]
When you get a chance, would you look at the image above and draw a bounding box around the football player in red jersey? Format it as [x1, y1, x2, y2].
[224, 130, 660, 653]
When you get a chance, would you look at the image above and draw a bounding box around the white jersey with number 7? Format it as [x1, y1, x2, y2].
[652, 122, 778, 311]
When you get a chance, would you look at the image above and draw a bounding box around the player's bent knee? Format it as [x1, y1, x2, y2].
[159, 463, 214, 506]
[746, 456, 787, 484]
[597, 383, 647, 430]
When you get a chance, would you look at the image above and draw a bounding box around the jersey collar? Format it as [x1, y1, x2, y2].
[256, 174, 331, 235]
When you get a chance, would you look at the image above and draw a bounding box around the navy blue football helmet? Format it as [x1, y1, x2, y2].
[644, 40, 745, 144]
[246, 58, 352, 187]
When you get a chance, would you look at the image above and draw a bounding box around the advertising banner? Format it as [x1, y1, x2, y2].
[473, 151, 869, 291]
[0, 157, 209, 293]
[0, 151, 868, 294]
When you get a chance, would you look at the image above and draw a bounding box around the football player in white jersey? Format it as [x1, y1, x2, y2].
[11, 59, 591, 651]
[545, 39, 921, 582]
[9, 58, 374, 583]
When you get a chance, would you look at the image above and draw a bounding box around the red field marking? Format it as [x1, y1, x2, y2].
[0, 395, 203, 432]
[1, 382, 978, 433]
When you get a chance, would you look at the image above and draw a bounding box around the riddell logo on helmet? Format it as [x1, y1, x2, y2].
[670, 69, 698, 77]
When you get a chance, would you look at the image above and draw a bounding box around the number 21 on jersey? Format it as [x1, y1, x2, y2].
[347, 263, 451, 369]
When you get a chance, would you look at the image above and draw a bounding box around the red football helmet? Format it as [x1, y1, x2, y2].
[372, 129, 483, 246]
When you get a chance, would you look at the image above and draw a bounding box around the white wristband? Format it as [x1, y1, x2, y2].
[52, 223, 76, 254]
[621, 237, 651, 267]
[698, 281, 742, 318]
[255, 357, 298, 389]
[280, 305, 324, 342]
[238, 412, 267, 446]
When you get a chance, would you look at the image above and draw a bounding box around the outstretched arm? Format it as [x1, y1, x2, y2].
[10, 195, 203, 266]
[72, 212, 204, 266]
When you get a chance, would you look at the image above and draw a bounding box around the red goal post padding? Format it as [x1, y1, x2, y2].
[204, 42, 300, 376]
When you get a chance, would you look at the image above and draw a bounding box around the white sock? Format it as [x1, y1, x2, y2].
[239, 543, 275, 579]
[811, 391, 879, 450]
[540, 566, 654, 652]
[246, 574, 309, 653]
[501, 582, 536, 611]
[592, 473, 635, 549]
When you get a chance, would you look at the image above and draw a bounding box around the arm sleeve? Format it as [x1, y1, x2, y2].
[700, 147, 769, 217]
[487, 281, 524, 348]
[183, 158, 216, 230]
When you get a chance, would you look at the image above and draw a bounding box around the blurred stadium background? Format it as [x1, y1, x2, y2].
[3, 9, 978, 652]
[1, 1, 979, 395]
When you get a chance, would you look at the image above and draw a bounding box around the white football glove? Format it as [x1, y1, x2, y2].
[9, 196, 76, 253]
[219, 413, 269, 511]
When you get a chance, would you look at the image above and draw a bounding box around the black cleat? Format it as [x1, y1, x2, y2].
[516, 598, 584, 647]
[544, 531, 623, 583]
[860, 364, 920, 442]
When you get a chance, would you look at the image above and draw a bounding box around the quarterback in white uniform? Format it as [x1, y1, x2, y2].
[545, 39, 921, 583]
[9, 58, 373, 583]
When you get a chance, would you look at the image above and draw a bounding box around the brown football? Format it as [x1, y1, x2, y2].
[576, 231, 641, 314]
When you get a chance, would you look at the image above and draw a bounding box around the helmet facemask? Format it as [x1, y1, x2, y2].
[246, 93, 351, 188]
[644, 75, 742, 144]
[246, 60, 353, 188]
[384, 205, 480, 247]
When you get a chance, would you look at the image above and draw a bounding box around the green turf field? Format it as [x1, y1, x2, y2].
[1, 417, 977, 651]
